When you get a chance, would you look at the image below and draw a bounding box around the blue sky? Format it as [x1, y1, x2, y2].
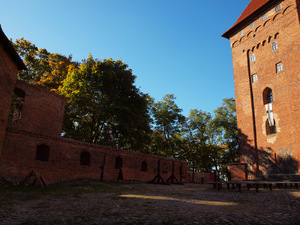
[0, 0, 250, 117]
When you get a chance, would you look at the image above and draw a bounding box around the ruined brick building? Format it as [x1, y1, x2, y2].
[222, 0, 300, 180]
[0, 26, 187, 185]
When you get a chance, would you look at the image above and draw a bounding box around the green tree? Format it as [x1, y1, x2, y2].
[212, 98, 239, 167]
[183, 109, 214, 173]
[60, 55, 152, 151]
[181, 98, 238, 176]
[12, 38, 75, 93]
[150, 94, 185, 158]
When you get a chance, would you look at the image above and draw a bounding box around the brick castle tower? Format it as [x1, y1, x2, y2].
[222, 0, 300, 180]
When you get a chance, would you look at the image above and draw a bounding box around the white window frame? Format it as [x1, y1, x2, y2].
[272, 41, 278, 51]
[275, 5, 281, 12]
[276, 62, 283, 73]
[250, 22, 255, 29]
[252, 74, 258, 83]
[262, 14, 267, 21]
[250, 53, 256, 63]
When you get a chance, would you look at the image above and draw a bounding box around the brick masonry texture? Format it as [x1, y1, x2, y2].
[8, 80, 66, 138]
[0, 29, 187, 185]
[0, 44, 18, 157]
[226, 0, 300, 179]
[1, 129, 187, 184]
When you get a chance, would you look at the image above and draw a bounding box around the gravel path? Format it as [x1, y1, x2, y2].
[1, 182, 300, 224]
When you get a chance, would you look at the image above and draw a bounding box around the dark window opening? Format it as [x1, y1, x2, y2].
[266, 120, 277, 135]
[263, 88, 273, 105]
[115, 157, 122, 169]
[141, 161, 148, 172]
[9, 88, 25, 124]
[80, 151, 91, 166]
[36, 144, 50, 162]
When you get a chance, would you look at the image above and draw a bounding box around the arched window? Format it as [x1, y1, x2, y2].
[141, 160, 148, 172]
[115, 157, 122, 169]
[266, 120, 277, 135]
[80, 151, 91, 166]
[9, 88, 25, 123]
[263, 88, 273, 105]
[36, 144, 50, 162]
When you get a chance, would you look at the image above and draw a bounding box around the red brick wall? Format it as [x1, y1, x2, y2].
[8, 80, 66, 137]
[0, 25, 189, 186]
[228, 0, 300, 178]
[0, 129, 188, 184]
[0, 44, 18, 156]
[228, 163, 247, 181]
[186, 172, 213, 183]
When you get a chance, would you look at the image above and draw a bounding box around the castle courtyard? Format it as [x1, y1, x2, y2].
[1, 180, 299, 224]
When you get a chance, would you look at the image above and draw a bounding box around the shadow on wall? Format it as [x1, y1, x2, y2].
[238, 130, 298, 180]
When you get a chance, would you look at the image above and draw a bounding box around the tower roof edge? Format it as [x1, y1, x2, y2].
[222, 0, 282, 39]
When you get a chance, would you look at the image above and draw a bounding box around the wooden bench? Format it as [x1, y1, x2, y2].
[208, 180, 300, 192]
[207, 181, 224, 190]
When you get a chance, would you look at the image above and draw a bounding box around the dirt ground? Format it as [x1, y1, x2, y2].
[0, 180, 300, 224]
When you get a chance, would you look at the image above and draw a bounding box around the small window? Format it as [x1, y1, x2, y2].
[262, 14, 267, 21]
[9, 88, 25, 124]
[80, 151, 91, 166]
[275, 5, 281, 12]
[36, 144, 50, 162]
[263, 88, 273, 104]
[250, 22, 255, 29]
[141, 161, 148, 172]
[276, 62, 283, 73]
[252, 74, 258, 83]
[115, 157, 122, 169]
[250, 53, 256, 63]
[272, 41, 278, 51]
[266, 120, 277, 135]
[239, 30, 243, 36]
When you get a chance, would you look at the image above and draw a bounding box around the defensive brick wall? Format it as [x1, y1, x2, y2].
[186, 171, 214, 183]
[0, 26, 188, 185]
[0, 128, 187, 184]
[8, 80, 66, 138]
